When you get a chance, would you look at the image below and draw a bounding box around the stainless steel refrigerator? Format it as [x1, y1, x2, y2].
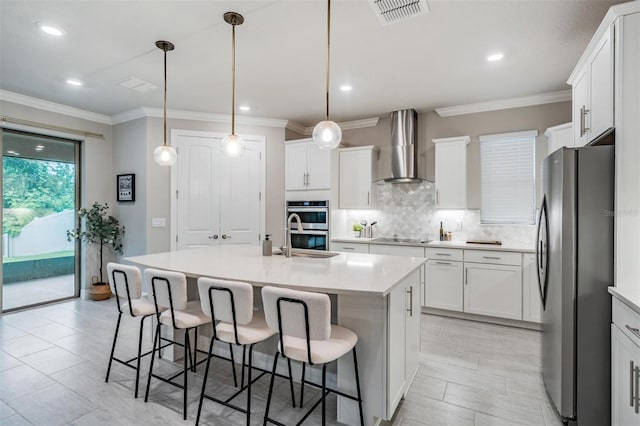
[537, 145, 614, 426]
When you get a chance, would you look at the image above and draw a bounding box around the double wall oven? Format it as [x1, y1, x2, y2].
[286, 201, 329, 251]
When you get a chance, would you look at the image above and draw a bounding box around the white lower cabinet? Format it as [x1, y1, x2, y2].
[425, 259, 463, 311]
[612, 297, 640, 426]
[522, 253, 542, 323]
[463, 263, 523, 320]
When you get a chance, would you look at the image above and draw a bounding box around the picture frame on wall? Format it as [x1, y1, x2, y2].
[117, 173, 135, 202]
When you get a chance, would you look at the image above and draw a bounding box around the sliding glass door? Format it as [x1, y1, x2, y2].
[1, 129, 80, 311]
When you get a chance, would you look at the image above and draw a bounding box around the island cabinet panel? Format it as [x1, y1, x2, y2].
[611, 323, 640, 426]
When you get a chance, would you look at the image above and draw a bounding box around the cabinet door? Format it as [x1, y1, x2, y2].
[589, 27, 614, 141]
[387, 281, 406, 415]
[425, 260, 463, 311]
[285, 143, 309, 190]
[434, 139, 467, 209]
[306, 143, 331, 190]
[611, 324, 640, 426]
[522, 254, 542, 323]
[464, 263, 523, 320]
[572, 67, 590, 147]
[405, 270, 421, 394]
[339, 149, 372, 209]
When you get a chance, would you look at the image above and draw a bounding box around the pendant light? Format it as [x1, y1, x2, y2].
[153, 40, 177, 166]
[312, 0, 342, 150]
[221, 12, 246, 158]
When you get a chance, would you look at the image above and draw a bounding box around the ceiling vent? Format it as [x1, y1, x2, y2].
[370, 0, 429, 25]
[118, 77, 158, 93]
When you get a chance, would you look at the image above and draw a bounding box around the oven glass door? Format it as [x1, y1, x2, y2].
[290, 231, 328, 251]
[287, 208, 328, 230]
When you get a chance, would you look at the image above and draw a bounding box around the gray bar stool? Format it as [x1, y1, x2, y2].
[261, 286, 364, 426]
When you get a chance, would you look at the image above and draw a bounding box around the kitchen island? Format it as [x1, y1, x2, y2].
[126, 245, 425, 425]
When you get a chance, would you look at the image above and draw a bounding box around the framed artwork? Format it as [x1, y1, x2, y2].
[117, 174, 135, 202]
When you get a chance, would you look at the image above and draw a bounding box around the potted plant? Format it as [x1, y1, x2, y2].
[352, 223, 363, 238]
[67, 202, 125, 300]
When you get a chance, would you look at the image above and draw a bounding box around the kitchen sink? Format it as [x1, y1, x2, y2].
[274, 249, 340, 258]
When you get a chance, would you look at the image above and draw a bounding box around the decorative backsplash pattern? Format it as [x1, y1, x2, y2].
[334, 181, 536, 248]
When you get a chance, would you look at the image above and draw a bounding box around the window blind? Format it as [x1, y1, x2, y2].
[480, 130, 536, 225]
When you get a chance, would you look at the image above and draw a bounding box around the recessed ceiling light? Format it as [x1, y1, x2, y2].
[35, 145, 45, 151]
[66, 79, 83, 87]
[6, 150, 19, 156]
[38, 23, 65, 37]
[239, 105, 251, 111]
[487, 52, 504, 62]
[340, 85, 353, 92]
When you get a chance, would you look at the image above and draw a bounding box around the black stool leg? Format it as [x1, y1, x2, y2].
[353, 347, 365, 426]
[196, 336, 215, 426]
[246, 344, 254, 425]
[287, 358, 296, 408]
[229, 342, 238, 387]
[321, 363, 327, 425]
[105, 311, 123, 383]
[183, 329, 190, 420]
[134, 315, 148, 398]
[263, 352, 279, 426]
[300, 363, 306, 407]
[241, 345, 247, 388]
[144, 322, 161, 402]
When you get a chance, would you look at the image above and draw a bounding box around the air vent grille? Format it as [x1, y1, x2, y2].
[370, 0, 429, 25]
[118, 77, 158, 93]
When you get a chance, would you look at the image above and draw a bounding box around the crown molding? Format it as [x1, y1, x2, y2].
[285, 120, 307, 136]
[0, 90, 112, 124]
[289, 116, 381, 136]
[435, 90, 572, 117]
[111, 106, 289, 128]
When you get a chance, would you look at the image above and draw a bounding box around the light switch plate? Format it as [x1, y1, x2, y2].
[152, 218, 166, 228]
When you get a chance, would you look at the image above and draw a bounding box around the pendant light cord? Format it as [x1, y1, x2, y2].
[231, 21, 236, 136]
[163, 47, 168, 147]
[325, 0, 331, 121]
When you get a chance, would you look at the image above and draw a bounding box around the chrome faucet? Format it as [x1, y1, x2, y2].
[286, 213, 304, 258]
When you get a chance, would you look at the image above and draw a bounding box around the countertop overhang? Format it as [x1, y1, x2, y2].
[609, 286, 640, 314]
[125, 245, 426, 297]
[332, 237, 535, 253]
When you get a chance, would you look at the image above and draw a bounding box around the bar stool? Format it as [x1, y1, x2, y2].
[105, 262, 167, 398]
[143, 268, 212, 420]
[195, 277, 278, 425]
[261, 286, 365, 426]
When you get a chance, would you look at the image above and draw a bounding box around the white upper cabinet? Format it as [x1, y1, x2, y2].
[339, 146, 378, 209]
[285, 139, 331, 191]
[432, 136, 470, 209]
[569, 25, 614, 146]
[545, 123, 573, 155]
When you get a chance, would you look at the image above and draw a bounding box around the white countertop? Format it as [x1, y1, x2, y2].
[125, 245, 425, 297]
[609, 286, 640, 315]
[331, 238, 535, 253]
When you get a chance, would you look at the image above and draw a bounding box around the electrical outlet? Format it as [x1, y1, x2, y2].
[152, 218, 166, 228]
[456, 221, 463, 231]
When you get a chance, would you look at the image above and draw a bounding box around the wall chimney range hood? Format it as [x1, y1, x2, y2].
[383, 109, 430, 183]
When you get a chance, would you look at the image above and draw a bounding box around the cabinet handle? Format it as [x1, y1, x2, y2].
[342, 247, 355, 250]
[435, 253, 451, 256]
[307, 173, 310, 187]
[583, 107, 590, 133]
[465, 268, 468, 285]
[631, 361, 635, 408]
[580, 105, 585, 137]
[436, 189, 439, 206]
[636, 365, 640, 413]
[483, 256, 501, 260]
[435, 261, 452, 265]
[367, 191, 370, 206]
[626, 325, 640, 340]
[406, 287, 413, 317]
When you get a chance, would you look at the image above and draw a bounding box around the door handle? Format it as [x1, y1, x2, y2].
[626, 325, 640, 340]
[406, 287, 413, 317]
[221, 234, 231, 239]
[208, 234, 219, 239]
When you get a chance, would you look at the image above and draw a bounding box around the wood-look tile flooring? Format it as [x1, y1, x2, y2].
[0, 299, 563, 425]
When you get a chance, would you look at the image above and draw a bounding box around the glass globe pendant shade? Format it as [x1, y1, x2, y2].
[221, 134, 246, 158]
[154, 145, 177, 166]
[312, 120, 342, 150]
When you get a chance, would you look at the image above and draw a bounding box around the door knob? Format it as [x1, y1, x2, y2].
[208, 234, 219, 239]
[221, 234, 231, 239]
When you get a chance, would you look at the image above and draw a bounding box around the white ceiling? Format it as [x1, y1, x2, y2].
[0, 1, 623, 126]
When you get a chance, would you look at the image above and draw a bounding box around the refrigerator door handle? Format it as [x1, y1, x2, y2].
[536, 196, 549, 310]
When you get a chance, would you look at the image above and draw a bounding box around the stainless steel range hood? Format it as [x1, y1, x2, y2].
[383, 109, 430, 183]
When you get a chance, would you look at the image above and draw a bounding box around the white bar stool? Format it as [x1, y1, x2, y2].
[195, 277, 278, 425]
[105, 262, 166, 398]
[143, 268, 212, 420]
[261, 286, 364, 426]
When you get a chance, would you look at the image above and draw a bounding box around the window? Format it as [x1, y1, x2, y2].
[480, 130, 536, 225]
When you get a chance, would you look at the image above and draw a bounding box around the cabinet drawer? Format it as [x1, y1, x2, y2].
[463, 250, 522, 266]
[613, 297, 640, 347]
[331, 242, 369, 254]
[426, 248, 463, 262]
[370, 244, 424, 257]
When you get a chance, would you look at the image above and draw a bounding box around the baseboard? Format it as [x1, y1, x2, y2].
[421, 307, 542, 331]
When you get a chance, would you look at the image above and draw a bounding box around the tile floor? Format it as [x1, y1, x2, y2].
[0, 299, 563, 425]
[2, 275, 75, 311]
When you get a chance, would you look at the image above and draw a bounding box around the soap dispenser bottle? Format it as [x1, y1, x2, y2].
[262, 234, 272, 256]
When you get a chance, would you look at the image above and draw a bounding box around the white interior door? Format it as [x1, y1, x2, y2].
[175, 134, 221, 249]
[173, 130, 264, 251]
[220, 140, 263, 245]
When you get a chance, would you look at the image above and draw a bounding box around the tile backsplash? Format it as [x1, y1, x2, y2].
[333, 181, 536, 248]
